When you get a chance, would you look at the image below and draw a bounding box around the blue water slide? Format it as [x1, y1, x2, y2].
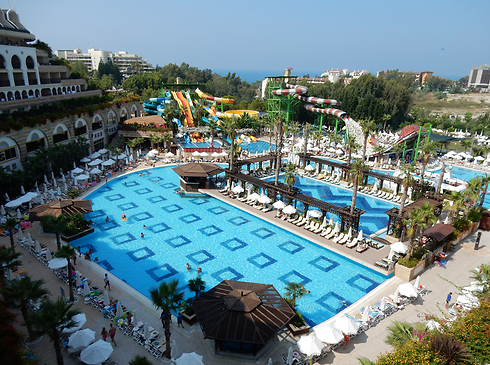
[184, 134, 190, 143]
[172, 118, 183, 128]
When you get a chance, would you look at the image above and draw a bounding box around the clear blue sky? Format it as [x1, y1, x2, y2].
[10, 0, 490, 80]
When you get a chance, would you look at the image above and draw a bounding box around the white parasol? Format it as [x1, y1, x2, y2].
[48, 258, 68, 270]
[68, 328, 96, 351]
[175, 352, 204, 365]
[393, 288, 400, 303]
[315, 323, 344, 344]
[102, 159, 116, 166]
[357, 230, 363, 241]
[34, 240, 42, 253]
[89, 167, 102, 175]
[232, 185, 244, 194]
[334, 316, 360, 336]
[45, 249, 52, 261]
[116, 301, 124, 318]
[248, 192, 260, 201]
[297, 335, 323, 356]
[308, 209, 322, 218]
[62, 313, 87, 334]
[273, 200, 286, 209]
[83, 283, 91, 297]
[398, 282, 418, 298]
[165, 151, 175, 157]
[286, 347, 294, 365]
[171, 339, 179, 359]
[103, 290, 110, 305]
[282, 205, 297, 215]
[80, 340, 113, 365]
[361, 306, 370, 322]
[390, 241, 408, 254]
[258, 195, 272, 204]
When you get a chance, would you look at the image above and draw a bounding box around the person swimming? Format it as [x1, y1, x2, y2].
[140, 232, 144, 238]
[121, 213, 127, 221]
[186, 263, 191, 271]
[197, 267, 202, 274]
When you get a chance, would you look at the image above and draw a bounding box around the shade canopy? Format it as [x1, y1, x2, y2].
[334, 316, 360, 336]
[30, 199, 92, 220]
[48, 258, 68, 270]
[283, 205, 296, 215]
[175, 352, 204, 365]
[193, 280, 295, 346]
[314, 323, 344, 344]
[390, 241, 408, 254]
[172, 163, 223, 178]
[398, 282, 418, 298]
[273, 201, 286, 209]
[80, 340, 113, 365]
[297, 335, 324, 356]
[68, 328, 96, 351]
[62, 313, 87, 334]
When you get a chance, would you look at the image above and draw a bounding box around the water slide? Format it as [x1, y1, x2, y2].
[172, 118, 183, 128]
[143, 93, 172, 115]
[184, 91, 196, 117]
[171, 91, 194, 127]
[195, 88, 236, 104]
[194, 99, 219, 122]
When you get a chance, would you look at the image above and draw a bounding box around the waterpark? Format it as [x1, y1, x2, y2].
[2, 72, 490, 365]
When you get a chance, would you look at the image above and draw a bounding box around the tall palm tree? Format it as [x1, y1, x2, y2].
[220, 117, 238, 176]
[187, 277, 206, 299]
[443, 191, 465, 223]
[3, 218, 19, 251]
[418, 139, 439, 179]
[385, 321, 425, 348]
[403, 202, 436, 261]
[273, 114, 286, 185]
[345, 135, 361, 164]
[286, 121, 300, 150]
[373, 144, 386, 164]
[393, 143, 406, 163]
[283, 163, 297, 191]
[284, 282, 307, 310]
[478, 174, 490, 209]
[311, 129, 323, 148]
[301, 123, 311, 164]
[464, 177, 483, 209]
[459, 138, 471, 153]
[3, 276, 48, 340]
[149, 279, 184, 359]
[54, 244, 76, 302]
[162, 131, 173, 152]
[349, 159, 370, 215]
[398, 162, 417, 216]
[0, 246, 22, 288]
[361, 118, 376, 162]
[41, 214, 69, 250]
[28, 298, 80, 365]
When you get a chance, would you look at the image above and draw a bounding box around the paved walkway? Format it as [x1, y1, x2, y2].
[3, 159, 489, 365]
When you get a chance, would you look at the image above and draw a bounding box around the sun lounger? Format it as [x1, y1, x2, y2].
[346, 238, 358, 248]
[374, 260, 390, 270]
[313, 224, 325, 234]
[356, 244, 369, 253]
[262, 206, 272, 213]
[325, 230, 337, 240]
[332, 233, 345, 243]
[320, 227, 332, 237]
[338, 234, 350, 245]
[296, 218, 308, 227]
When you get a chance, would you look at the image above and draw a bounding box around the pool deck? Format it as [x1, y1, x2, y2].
[4, 159, 490, 365]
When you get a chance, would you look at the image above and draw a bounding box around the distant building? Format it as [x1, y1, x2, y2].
[468, 65, 490, 90]
[55, 48, 155, 76]
[376, 70, 433, 84]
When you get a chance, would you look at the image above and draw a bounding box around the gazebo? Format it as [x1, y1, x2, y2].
[172, 162, 223, 192]
[29, 199, 93, 220]
[422, 223, 456, 252]
[192, 280, 295, 356]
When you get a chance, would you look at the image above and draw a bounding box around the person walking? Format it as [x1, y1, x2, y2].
[177, 313, 184, 328]
[101, 327, 108, 341]
[104, 273, 111, 291]
[446, 292, 452, 309]
[108, 324, 117, 346]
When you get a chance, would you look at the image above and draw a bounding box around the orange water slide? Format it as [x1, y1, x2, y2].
[175, 91, 194, 127]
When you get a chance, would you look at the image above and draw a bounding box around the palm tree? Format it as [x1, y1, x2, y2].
[3, 218, 19, 251]
[460, 138, 471, 153]
[54, 244, 76, 302]
[443, 191, 466, 222]
[345, 135, 361, 164]
[273, 114, 286, 185]
[373, 144, 386, 164]
[162, 131, 173, 152]
[286, 120, 300, 149]
[464, 177, 483, 209]
[393, 143, 406, 163]
[311, 129, 323, 148]
[385, 321, 425, 348]
[0, 246, 22, 288]
[403, 202, 436, 261]
[283, 163, 297, 191]
[220, 116, 238, 177]
[469, 263, 490, 284]
[187, 277, 206, 299]
[360, 118, 376, 162]
[129, 355, 154, 365]
[284, 282, 308, 310]
[147, 133, 164, 150]
[41, 214, 68, 250]
[301, 123, 311, 164]
[149, 279, 184, 359]
[418, 139, 439, 179]
[349, 159, 370, 215]
[3, 277, 48, 340]
[478, 174, 490, 209]
[28, 297, 80, 365]
[207, 119, 219, 148]
[398, 162, 417, 216]
[381, 113, 392, 131]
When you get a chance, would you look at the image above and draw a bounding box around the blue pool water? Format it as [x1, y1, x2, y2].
[181, 142, 222, 148]
[265, 176, 396, 236]
[73, 166, 390, 326]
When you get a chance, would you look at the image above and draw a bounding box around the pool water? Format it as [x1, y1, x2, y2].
[73, 166, 390, 326]
[265, 176, 396, 236]
[181, 141, 222, 148]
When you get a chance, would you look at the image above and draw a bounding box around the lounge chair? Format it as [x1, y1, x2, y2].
[325, 230, 337, 240]
[313, 224, 325, 234]
[356, 244, 369, 253]
[332, 233, 345, 243]
[338, 234, 350, 245]
[262, 206, 272, 213]
[374, 260, 390, 270]
[346, 238, 358, 248]
[296, 218, 308, 227]
[320, 227, 332, 237]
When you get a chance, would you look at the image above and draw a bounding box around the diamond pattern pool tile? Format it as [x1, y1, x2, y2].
[146, 264, 178, 282]
[179, 214, 202, 224]
[124, 181, 140, 188]
[148, 222, 171, 233]
[89, 209, 106, 219]
[278, 270, 311, 286]
[165, 235, 192, 248]
[147, 195, 167, 204]
[117, 202, 139, 211]
[207, 206, 229, 215]
[96, 186, 112, 193]
[278, 240, 305, 255]
[186, 249, 215, 265]
[212, 267, 244, 282]
[247, 252, 277, 269]
[162, 204, 183, 213]
[134, 188, 153, 195]
[228, 216, 250, 226]
[111, 233, 137, 245]
[346, 274, 378, 293]
[132, 212, 154, 221]
[309, 256, 340, 273]
[97, 259, 114, 271]
[105, 194, 125, 202]
[160, 182, 177, 189]
[251, 227, 275, 239]
[189, 198, 210, 206]
[147, 176, 163, 183]
[99, 220, 121, 231]
[78, 244, 97, 254]
[127, 247, 155, 262]
[198, 225, 223, 236]
[315, 292, 351, 314]
[219, 238, 248, 252]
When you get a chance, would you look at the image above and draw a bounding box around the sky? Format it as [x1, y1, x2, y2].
[8, 0, 490, 81]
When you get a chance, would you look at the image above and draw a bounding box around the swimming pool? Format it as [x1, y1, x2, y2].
[181, 141, 222, 148]
[265, 176, 397, 236]
[73, 166, 390, 326]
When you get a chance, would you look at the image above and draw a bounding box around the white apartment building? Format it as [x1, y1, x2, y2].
[468, 65, 490, 91]
[55, 48, 155, 75]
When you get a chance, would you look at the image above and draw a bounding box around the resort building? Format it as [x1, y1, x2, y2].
[55, 48, 155, 76]
[468, 65, 490, 91]
[0, 9, 143, 172]
[376, 70, 433, 84]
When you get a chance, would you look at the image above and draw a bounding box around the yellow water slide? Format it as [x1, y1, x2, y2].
[171, 91, 194, 127]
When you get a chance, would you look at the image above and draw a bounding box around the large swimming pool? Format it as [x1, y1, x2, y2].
[73, 166, 390, 326]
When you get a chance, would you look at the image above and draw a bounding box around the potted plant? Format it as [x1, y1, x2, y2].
[179, 298, 197, 326]
[284, 282, 310, 336]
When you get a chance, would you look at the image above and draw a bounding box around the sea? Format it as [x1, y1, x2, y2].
[213, 69, 322, 83]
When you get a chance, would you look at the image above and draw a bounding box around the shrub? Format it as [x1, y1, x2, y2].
[376, 340, 445, 365]
[467, 209, 482, 223]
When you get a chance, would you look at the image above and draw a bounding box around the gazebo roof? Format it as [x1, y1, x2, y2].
[29, 199, 93, 220]
[172, 163, 223, 178]
[193, 280, 295, 345]
[122, 115, 166, 125]
[423, 223, 456, 242]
